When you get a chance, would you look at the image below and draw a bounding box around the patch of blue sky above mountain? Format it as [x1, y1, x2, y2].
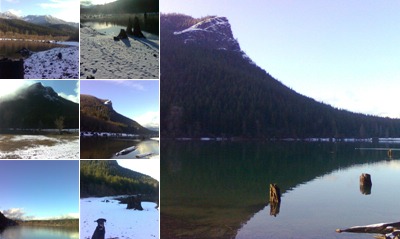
[162, 0, 400, 119]
[0, 0, 79, 22]
[81, 80, 159, 129]
[0, 160, 79, 220]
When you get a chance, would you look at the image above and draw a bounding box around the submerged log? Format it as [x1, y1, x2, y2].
[360, 173, 372, 195]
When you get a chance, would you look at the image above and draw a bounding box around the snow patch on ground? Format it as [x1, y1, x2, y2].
[80, 196, 159, 239]
[24, 46, 79, 79]
[0, 135, 79, 159]
[80, 26, 159, 79]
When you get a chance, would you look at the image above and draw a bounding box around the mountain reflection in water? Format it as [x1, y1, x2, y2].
[161, 141, 400, 239]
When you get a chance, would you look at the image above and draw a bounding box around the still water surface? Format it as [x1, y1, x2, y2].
[80, 138, 159, 159]
[0, 41, 65, 59]
[0, 226, 78, 239]
[161, 141, 400, 238]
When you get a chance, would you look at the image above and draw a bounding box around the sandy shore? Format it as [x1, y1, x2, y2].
[80, 26, 159, 79]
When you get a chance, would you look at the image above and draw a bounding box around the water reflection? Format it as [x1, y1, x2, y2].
[0, 41, 66, 59]
[161, 141, 399, 238]
[81, 138, 159, 159]
[236, 160, 400, 239]
[0, 226, 78, 239]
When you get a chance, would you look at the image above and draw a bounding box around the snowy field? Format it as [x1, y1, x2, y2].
[80, 26, 159, 79]
[24, 46, 79, 79]
[0, 134, 79, 159]
[80, 196, 159, 239]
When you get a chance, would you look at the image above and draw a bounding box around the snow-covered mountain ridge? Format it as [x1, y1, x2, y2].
[0, 11, 20, 19]
[0, 11, 78, 28]
[172, 15, 255, 64]
[173, 16, 241, 52]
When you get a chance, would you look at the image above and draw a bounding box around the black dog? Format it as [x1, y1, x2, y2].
[92, 218, 106, 239]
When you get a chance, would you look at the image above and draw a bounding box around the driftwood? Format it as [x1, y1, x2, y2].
[336, 222, 400, 239]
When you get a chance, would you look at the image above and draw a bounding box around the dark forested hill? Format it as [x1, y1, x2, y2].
[160, 13, 400, 139]
[80, 160, 158, 200]
[0, 82, 78, 130]
[80, 94, 155, 135]
[0, 211, 17, 230]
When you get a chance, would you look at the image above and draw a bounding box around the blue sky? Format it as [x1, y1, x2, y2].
[0, 160, 79, 220]
[0, 80, 79, 103]
[161, 0, 400, 119]
[0, 0, 79, 23]
[80, 80, 159, 129]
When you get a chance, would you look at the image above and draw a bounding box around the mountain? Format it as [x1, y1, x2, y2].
[23, 15, 79, 28]
[160, 14, 400, 139]
[0, 211, 17, 231]
[0, 82, 79, 130]
[80, 160, 158, 200]
[0, 11, 20, 20]
[80, 94, 155, 135]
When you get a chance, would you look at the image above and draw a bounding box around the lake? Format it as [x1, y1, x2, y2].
[81, 13, 159, 40]
[0, 40, 66, 59]
[160, 140, 400, 238]
[80, 138, 159, 159]
[0, 226, 78, 239]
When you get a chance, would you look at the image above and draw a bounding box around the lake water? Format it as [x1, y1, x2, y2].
[0, 226, 78, 239]
[0, 40, 65, 59]
[161, 141, 400, 238]
[80, 138, 159, 159]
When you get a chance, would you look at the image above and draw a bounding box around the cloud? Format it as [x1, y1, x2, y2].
[133, 111, 159, 129]
[1, 208, 34, 220]
[0, 80, 35, 99]
[58, 81, 79, 103]
[38, 0, 79, 22]
[111, 80, 145, 91]
[5, 0, 20, 3]
[38, 0, 71, 9]
[7, 9, 22, 16]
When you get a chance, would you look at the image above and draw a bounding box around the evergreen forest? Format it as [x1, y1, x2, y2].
[160, 14, 400, 139]
[80, 160, 158, 202]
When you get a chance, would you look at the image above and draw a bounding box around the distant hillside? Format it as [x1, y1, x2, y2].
[80, 94, 154, 135]
[80, 160, 158, 201]
[23, 15, 79, 28]
[0, 18, 78, 41]
[18, 219, 78, 228]
[0, 211, 17, 230]
[161, 14, 400, 139]
[0, 82, 79, 130]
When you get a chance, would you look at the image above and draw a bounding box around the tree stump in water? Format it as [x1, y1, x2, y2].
[269, 184, 281, 216]
[359, 173, 372, 195]
[269, 184, 281, 203]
